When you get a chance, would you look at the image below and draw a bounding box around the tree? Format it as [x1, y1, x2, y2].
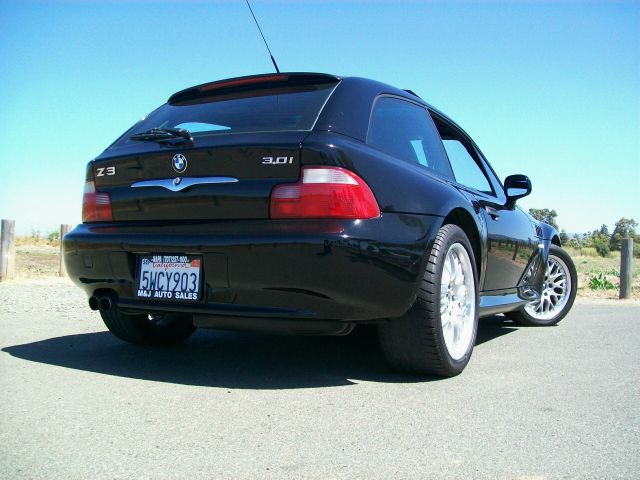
[579, 227, 610, 257]
[609, 218, 638, 251]
[566, 234, 582, 253]
[593, 235, 610, 257]
[559, 229, 570, 244]
[599, 224, 609, 237]
[528, 208, 559, 230]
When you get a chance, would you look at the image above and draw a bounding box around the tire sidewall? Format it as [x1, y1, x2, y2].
[432, 226, 480, 374]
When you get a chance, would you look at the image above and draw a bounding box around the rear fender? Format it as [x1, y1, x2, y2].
[301, 132, 488, 300]
[301, 132, 472, 217]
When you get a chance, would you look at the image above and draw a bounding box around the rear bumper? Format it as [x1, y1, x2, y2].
[63, 213, 440, 321]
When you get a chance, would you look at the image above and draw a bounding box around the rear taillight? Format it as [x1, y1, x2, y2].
[270, 167, 380, 220]
[82, 180, 113, 223]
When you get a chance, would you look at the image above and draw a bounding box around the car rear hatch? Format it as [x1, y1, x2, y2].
[91, 73, 340, 222]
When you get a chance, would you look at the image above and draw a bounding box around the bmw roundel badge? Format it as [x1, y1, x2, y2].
[172, 154, 187, 173]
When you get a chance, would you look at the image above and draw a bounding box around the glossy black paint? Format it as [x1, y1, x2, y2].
[94, 132, 306, 221]
[63, 213, 438, 321]
[64, 72, 558, 331]
[424, 110, 546, 298]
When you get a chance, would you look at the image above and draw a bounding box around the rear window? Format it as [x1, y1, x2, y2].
[111, 82, 338, 148]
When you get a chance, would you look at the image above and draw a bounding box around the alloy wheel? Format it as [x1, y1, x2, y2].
[439, 243, 476, 360]
[524, 254, 571, 321]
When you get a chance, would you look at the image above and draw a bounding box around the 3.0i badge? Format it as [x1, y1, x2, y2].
[172, 154, 187, 173]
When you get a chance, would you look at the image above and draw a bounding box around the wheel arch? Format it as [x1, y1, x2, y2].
[441, 207, 484, 284]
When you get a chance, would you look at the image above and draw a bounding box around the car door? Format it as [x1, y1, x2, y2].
[430, 113, 537, 292]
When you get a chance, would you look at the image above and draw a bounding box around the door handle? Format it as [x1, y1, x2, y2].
[485, 206, 500, 220]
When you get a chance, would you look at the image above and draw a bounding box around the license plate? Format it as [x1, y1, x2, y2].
[136, 254, 202, 302]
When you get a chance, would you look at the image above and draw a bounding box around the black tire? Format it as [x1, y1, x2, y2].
[378, 224, 479, 377]
[100, 308, 195, 346]
[505, 245, 577, 326]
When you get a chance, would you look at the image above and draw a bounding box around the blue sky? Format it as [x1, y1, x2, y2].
[0, 0, 638, 235]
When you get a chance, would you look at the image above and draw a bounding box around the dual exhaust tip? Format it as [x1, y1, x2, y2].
[88, 293, 116, 312]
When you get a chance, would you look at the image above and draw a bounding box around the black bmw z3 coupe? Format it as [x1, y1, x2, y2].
[63, 73, 577, 376]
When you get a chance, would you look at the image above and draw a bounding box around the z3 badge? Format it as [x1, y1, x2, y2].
[96, 166, 116, 176]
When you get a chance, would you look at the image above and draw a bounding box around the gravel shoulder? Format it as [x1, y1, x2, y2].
[1, 278, 639, 479]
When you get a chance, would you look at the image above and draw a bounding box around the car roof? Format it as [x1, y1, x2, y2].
[168, 72, 469, 142]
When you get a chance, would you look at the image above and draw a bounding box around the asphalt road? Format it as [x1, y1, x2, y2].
[1, 278, 638, 479]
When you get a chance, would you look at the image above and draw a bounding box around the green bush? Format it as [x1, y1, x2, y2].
[589, 272, 615, 290]
[47, 230, 60, 243]
[593, 236, 610, 257]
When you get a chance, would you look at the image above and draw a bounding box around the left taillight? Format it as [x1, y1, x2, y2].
[82, 180, 113, 223]
[270, 166, 380, 220]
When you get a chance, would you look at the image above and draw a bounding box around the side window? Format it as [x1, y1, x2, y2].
[431, 116, 493, 195]
[367, 97, 454, 180]
[442, 140, 493, 194]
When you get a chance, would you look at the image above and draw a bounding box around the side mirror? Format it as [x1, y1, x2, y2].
[504, 174, 532, 208]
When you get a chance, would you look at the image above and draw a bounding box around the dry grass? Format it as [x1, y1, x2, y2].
[565, 248, 640, 299]
[15, 245, 61, 279]
[15, 234, 60, 248]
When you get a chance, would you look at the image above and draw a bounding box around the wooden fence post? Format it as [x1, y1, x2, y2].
[0, 219, 16, 282]
[619, 238, 633, 299]
[58, 224, 72, 277]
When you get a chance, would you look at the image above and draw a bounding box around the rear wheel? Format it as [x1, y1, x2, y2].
[100, 308, 195, 346]
[506, 245, 577, 326]
[378, 224, 479, 377]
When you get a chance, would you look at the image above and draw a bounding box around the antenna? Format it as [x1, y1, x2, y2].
[245, 0, 280, 73]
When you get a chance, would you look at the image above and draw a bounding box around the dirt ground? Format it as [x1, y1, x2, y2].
[14, 245, 62, 279]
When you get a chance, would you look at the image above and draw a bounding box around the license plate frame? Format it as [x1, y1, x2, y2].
[135, 254, 203, 303]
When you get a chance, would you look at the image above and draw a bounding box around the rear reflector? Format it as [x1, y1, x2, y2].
[270, 167, 380, 220]
[82, 180, 113, 223]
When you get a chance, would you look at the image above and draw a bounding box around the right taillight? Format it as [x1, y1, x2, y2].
[82, 180, 113, 223]
[270, 166, 380, 220]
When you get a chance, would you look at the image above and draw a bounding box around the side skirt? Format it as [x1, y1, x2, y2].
[479, 290, 528, 318]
